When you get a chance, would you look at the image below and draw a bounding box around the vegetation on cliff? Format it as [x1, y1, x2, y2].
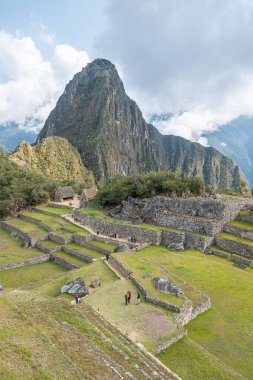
[11, 136, 95, 186]
[37, 59, 248, 192]
[96, 171, 205, 206]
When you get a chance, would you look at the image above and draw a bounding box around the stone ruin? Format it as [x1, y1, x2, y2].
[61, 277, 89, 297]
[153, 277, 184, 296]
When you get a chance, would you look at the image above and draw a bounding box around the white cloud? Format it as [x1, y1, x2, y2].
[0, 30, 90, 131]
[95, 0, 253, 140]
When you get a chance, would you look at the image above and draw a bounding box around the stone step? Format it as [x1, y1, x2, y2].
[208, 245, 232, 259]
[215, 232, 253, 260]
[224, 222, 253, 242]
[231, 254, 253, 268]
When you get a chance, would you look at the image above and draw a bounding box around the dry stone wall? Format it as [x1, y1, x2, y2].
[153, 330, 187, 355]
[62, 246, 95, 263]
[0, 221, 47, 247]
[224, 224, 253, 241]
[215, 236, 253, 259]
[50, 254, 78, 270]
[0, 255, 49, 271]
[49, 232, 73, 244]
[73, 211, 213, 251]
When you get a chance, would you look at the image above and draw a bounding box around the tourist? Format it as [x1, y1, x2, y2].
[97, 230, 99, 236]
[106, 253, 110, 261]
[127, 290, 131, 304]
[75, 294, 79, 304]
[136, 292, 141, 305]
[124, 293, 128, 305]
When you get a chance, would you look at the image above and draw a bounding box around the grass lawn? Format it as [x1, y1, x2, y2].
[53, 251, 89, 267]
[83, 277, 180, 352]
[149, 248, 253, 379]
[88, 239, 116, 251]
[37, 239, 61, 249]
[217, 231, 253, 246]
[0, 261, 68, 289]
[30, 259, 118, 297]
[65, 242, 105, 259]
[227, 219, 253, 231]
[0, 296, 89, 380]
[6, 218, 48, 239]
[0, 229, 45, 265]
[116, 251, 185, 307]
[35, 205, 72, 215]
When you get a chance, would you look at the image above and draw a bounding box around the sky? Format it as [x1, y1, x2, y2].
[1, 0, 253, 143]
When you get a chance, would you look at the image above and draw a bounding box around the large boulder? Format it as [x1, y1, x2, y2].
[153, 278, 183, 296]
[114, 242, 131, 253]
[167, 242, 184, 251]
[0, 283, 4, 295]
[61, 277, 89, 297]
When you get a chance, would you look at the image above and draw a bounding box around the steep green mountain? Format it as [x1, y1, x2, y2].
[37, 59, 248, 192]
[0, 149, 57, 217]
[11, 136, 95, 187]
[203, 116, 253, 187]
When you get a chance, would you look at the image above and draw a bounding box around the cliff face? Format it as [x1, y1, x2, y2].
[11, 137, 95, 186]
[37, 59, 247, 191]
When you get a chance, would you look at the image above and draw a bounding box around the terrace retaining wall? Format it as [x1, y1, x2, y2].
[153, 330, 188, 355]
[0, 255, 49, 271]
[223, 224, 253, 241]
[50, 254, 78, 270]
[73, 211, 213, 251]
[215, 236, 253, 259]
[35, 241, 61, 254]
[0, 221, 47, 247]
[62, 246, 94, 263]
[49, 232, 73, 245]
[18, 214, 53, 232]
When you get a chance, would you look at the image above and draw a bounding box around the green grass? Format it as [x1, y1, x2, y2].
[83, 277, 179, 351]
[239, 210, 251, 215]
[30, 259, 118, 297]
[0, 261, 68, 289]
[88, 239, 116, 251]
[53, 251, 89, 267]
[116, 251, 184, 307]
[23, 211, 89, 236]
[0, 229, 46, 265]
[53, 228, 73, 238]
[35, 205, 72, 215]
[151, 248, 253, 379]
[37, 239, 61, 249]
[217, 231, 253, 246]
[6, 218, 48, 239]
[65, 242, 105, 259]
[228, 219, 253, 231]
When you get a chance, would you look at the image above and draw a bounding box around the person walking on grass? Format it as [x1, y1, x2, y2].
[125, 293, 128, 305]
[75, 294, 79, 304]
[106, 253, 110, 261]
[127, 290, 131, 304]
[136, 292, 141, 305]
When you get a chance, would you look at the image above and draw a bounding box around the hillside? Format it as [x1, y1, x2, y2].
[10, 136, 95, 186]
[37, 59, 248, 192]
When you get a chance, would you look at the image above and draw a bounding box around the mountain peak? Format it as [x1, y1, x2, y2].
[37, 60, 249, 192]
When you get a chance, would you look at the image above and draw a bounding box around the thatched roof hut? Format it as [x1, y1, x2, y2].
[55, 186, 76, 202]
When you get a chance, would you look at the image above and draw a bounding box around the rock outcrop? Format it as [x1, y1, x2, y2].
[61, 277, 89, 297]
[37, 59, 248, 191]
[153, 278, 184, 296]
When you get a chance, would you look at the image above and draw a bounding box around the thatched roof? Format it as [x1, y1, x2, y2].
[55, 186, 75, 199]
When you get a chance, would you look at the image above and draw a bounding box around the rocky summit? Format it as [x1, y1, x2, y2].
[37, 59, 248, 191]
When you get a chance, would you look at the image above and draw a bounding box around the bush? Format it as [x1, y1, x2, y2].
[96, 171, 205, 206]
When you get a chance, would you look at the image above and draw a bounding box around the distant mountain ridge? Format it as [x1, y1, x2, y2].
[203, 116, 253, 187]
[37, 59, 248, 192]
